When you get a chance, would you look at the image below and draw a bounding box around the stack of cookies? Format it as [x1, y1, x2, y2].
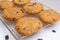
[0, 0, 59, 36]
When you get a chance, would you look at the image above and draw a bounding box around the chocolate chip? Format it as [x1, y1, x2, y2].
[38, 27, 39, 29]
[33, 3, 36, 5]
[53, 19, 55, 21]
[0, 6, 1, 7]
[17, 28, 19, 30]
[52, 30, 56, 33]
[19, 0, 21, 2]
[5, 35, 9, 40]
[23, 26, 28, 30]
[12, 18, 15, 21]
[23, 27, 26, 30]
[16, 11, 19, 13]
[20, 9, 24, 13]
[37, 39, 43, 40]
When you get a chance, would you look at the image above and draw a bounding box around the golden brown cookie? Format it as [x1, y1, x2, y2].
[13, 0, 30, 5]
[2, 7, 25, 21]
[15, 17, 43, 36]
[39, 10, 59, 23]
[0, 0, 14, 9]
[24, 2, 44, 14]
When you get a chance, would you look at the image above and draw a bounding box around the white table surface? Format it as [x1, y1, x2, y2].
[0, 0, 60, 40]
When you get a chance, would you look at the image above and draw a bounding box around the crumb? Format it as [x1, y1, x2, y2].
[5, 35, 9, 40]
[52, 30, 56, 33]
[37, 38, 43, 40]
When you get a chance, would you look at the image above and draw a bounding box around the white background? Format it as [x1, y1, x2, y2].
[0, 0, 60, 40]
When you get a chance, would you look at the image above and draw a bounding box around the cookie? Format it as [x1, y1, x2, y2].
[15, 17, 43, 36]
[24, 2, 43, 14]
[2, 7, 25, 21]
[0, 0, 14, 9]
[39, 10, 59, 23]
[13, 0, 30, 5]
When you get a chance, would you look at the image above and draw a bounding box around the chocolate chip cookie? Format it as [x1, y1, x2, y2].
[15, 17, 43, 36]
[39, 10, 59, 23]
[2, 7, 25, 21]
[24, 2, 44, 14]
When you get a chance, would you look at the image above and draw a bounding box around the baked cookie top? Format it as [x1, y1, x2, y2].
[13, 0, 30, 5]
[2, 7, 25, 21]
[0, 0, 14, 9]
[24, 2, 43, 14]
[15, 17, 43, 36]
[39, 10, 59, 23]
